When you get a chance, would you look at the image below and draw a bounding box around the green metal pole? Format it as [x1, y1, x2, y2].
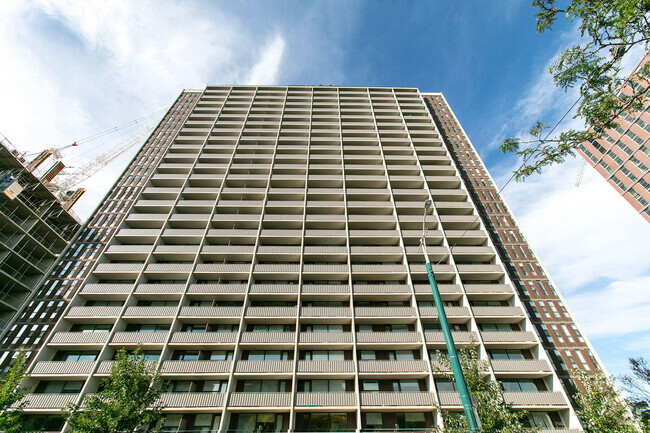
[423, 246, 481, 432]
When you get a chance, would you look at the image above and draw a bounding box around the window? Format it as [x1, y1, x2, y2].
[241, 380, 287, 393]
[303, 379, 346, 392]
[85, 300, 124, 307]
[392, 379, 420, 392]
[233, 413, 284, 433]
[480, 323, 515, 332]
[488, 349, 526, 360]
[359, 351, 376, 360]
[248, 351, 290, 361]
[304, 324, 343, 333]
[364, 413, 383, 430]
[173, 351, 199, 361]
[53, 351, 98, 362]
[70, 324, 111, 333]
[435, 380, 458, 392]
[501, 380, 538, 392]
[125, 324, 170, 333]
[203, 380, 228, 393]
[298, 413, 347, 432]
[303, 350, 345, 361]
[388, 350, 415, 360]
[251, 324, 292, 332]
[397, 412, 426, 428]
[209, 350, 233, 360]
[361, 380, 379, 392]
[38, 381, 84, 394]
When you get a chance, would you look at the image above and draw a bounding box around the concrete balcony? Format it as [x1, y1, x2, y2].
[408, 264, 456, 278]
[356, 332, 421, 344]
[110, 332, 169, 345]
[480, 331, 537, 346]
[355, 306, 416, 318]
[93, 262, 144, 276]
[66, 306, 121, 318]
[249, 284, 299, 294]
[418, 306, 470, 319]
[353, 284, 411, 294]
[424, 331, 477, 345]
[444, 230, 488, 246]
[303, 264, 349, 274]
[170, 332, 238, 345]
[159, 392, 224, 408]
[491, 359, 552, 375]
[240, 332, 296, 344]
[195, 263, 251, 275]
[254, 264, 301, 274]
[155, 244, 201, 255]
[360, 391, 435, 407]
[212, 213, 260, 223]
[229, 392, 292, 407]
[80, 283, 132, 295]
[301, 307, 351, 318]
[351, 264, 407, 275]
[298, 332, 353, 344]
[504, 391, 568, 407]
[246, 306, 297, 318]
[295, 392, 356, 407]
[161, 360, 232, 375]
[31, 361, 95, 377]
[21, 393, 79, 410]
[134, 283, 186, 294]
[304, 229, 347, 238]
[256, 245, 301, 255]
[437, 391, 461, 406]
[49, 332, 109, 346]
[456, 264, 504, 280]
[123, 306, 177, 318]
[144, 263, 193, 279]
[178, 306, 242, 318]
[471, 306, 525, 318]
[301, 284, 350, 294]
[413, 284, 463, 296]
[358, 360, 429, 374]
[187, 284, 247, 294]
[463, 284, 513, 297]
[297, 360, 355, 374]
[235, 360, 293, 373]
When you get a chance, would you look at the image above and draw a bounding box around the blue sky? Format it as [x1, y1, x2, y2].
[0, 1, 648, 380]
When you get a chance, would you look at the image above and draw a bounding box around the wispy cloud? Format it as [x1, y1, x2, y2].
[0, 0, 291, 218]
[567, 276, 650, 338]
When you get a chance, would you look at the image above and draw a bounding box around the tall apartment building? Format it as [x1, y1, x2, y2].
[577, 52, 650, 223]
[0, 91, 201, 369]
[19, 86, 585, 432]
[0, 139, 80, 330]
[423, 94, 604, 399]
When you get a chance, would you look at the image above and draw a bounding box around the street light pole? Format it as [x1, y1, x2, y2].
[422, 199, 480, 432]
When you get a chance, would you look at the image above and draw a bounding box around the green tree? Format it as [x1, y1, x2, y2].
[500, 0, 650, 181]
[65, 348, 165, 433]
[433, 345, 539, 432]
[0, 352, 30, 433]
[572, 367, 641, 433]
[620, 357, 650, 431]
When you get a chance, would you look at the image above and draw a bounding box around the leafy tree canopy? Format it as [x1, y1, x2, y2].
[0, 352, 30, 433]
[65, 347, 165, 433]
[500, 0, 650, 180]
[433, 345, 539, 432]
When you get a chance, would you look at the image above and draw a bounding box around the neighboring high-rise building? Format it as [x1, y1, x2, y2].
[577, 52, 650, 223]
[423, 93, 605, 399]
[0, 90, 201, 369]
[19, 86, 585, 432]
[0, 138, 81, 330]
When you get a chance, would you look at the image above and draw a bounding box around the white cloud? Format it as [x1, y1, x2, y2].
[245, 35, 286, 85]
[0, 0, 291, 219]
[567, 276, 650, 338]
[501, 158, 650, 292]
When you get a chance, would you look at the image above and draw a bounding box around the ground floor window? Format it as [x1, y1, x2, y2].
[297, 412, 349, 432]
[229, 413, 285, 432]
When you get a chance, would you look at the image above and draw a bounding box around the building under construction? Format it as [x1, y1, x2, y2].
[0, 136, 81, 331]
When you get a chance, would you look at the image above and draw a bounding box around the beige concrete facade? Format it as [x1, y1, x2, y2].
[20, 86, 582, 432]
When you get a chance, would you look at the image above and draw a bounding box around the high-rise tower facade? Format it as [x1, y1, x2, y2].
[20, 86, 584, 432]
[576, 52, 650, 223]
[423, 93, 605, 400]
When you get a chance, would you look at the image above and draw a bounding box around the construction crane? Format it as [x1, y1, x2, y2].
[575, 159, 587, 187]
[53, 125, 153, 193]
[14, 108, 166, 209]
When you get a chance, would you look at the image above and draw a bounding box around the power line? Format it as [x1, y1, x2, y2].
[431, 96, 583, 266]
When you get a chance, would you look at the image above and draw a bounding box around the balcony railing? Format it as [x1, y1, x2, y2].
[229, 392, 292, 407]
[235, 360, 293, 373]
[299, 332, 353, 344]
[295, 392, 356, 407]
[356, 332, 421, 344]
[297, 360, 354, 373]
[159, 392, 224, 408]
[240, 332, 296, 344]
[170, 332, 238, 344]
[358, 360, 429, 373]
[360, 391, 435, 407]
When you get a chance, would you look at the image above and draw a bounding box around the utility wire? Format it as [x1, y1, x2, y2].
[430, 96, 583, 266]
